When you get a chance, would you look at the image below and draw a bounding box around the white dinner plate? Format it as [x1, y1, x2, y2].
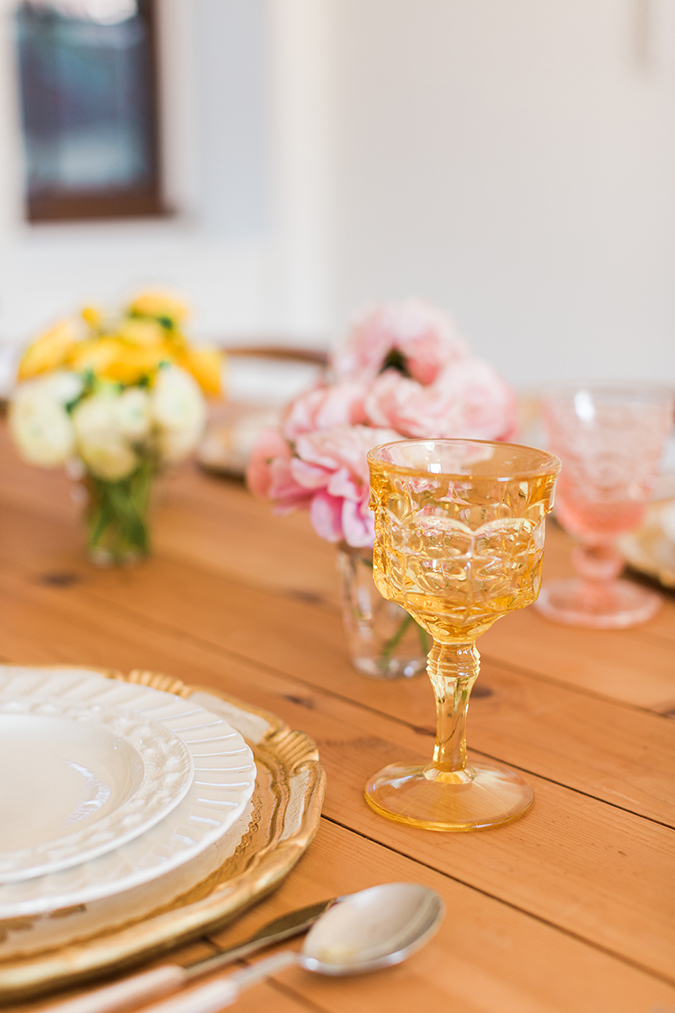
[0, 668, 256, 918]
[0, 799, 256, 961]
[0, 695, 194, 883]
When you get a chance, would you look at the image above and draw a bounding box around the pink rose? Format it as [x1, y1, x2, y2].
[292, 424, 401, 546]
[363, 360, 517, 441]
[249, 297, 517, 550]
[332, 300, 468, 385]
[364, 372, 463, 438]
[246, 427, 312, 513]
[282, 382, 368, 441]
[435, 358, 517, 441]
[248, 422, 401, 547]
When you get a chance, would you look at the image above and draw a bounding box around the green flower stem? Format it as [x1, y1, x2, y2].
[380, 613, 414, 661]
[85, 459, 155, 565]
[379, 613, 430, 665]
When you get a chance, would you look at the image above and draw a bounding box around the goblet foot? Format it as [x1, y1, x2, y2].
[365, 759, 533, 832]
[535, 577, 661, 629]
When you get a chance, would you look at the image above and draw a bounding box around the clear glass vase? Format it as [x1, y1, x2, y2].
[336, 544, 429, 679]
[82, 460, 155, 567]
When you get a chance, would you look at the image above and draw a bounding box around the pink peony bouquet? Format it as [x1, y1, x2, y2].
[247, 301, 517, 549]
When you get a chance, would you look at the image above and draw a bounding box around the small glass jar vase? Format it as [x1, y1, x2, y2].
[80, 460, 155, 567]
[336, 544, 429, 679]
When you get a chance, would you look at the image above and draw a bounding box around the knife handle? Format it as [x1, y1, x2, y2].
[45, 965, 186, 1013]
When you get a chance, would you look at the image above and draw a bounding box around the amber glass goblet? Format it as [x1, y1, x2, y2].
[366, 439, 560, 831]
[535, 383, 674, 628]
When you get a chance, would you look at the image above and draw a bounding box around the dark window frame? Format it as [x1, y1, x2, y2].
[18, 0, 165, 223]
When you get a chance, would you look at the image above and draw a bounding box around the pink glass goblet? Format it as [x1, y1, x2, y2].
[535, 383, 674, 628]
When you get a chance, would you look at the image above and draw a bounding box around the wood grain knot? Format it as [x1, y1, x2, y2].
[473, 683, 494, 698]
[40, 572, 82, 587]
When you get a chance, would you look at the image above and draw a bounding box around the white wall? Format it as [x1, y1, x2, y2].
[2, 0, 675, 389]
[329, 0, 675, 386]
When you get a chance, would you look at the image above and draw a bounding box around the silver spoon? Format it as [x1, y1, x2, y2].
[148, 883, 444, 1013]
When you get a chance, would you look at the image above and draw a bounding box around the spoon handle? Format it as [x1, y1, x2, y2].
[146, 952, 299, 1013]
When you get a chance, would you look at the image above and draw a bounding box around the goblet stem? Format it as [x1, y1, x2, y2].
[571, 542, 623, 583]
[571, 542, 624, 612]
[427, 641, 479, 774]
[537, 534, 662, 628]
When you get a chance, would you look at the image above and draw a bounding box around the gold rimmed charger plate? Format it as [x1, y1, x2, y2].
[0, 668, 325, 1001]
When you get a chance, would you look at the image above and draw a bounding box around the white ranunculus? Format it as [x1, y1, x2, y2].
[9, 379, 75, 467]
[42, 369, 84, 406]
[151, 364, 206, 430]
[72, 392, 120, 444]
[72, 393, 138, 481]
[150, 365, 206, 463]
[116, 387, 151, 440]
[78, 440, 138, 481]
[156, 425, 202, 464]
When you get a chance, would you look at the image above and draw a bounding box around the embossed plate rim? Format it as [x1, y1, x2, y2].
[0, 690, 194, 884]
[0, 668, 256, 919]
[0, 667, 325, 1001]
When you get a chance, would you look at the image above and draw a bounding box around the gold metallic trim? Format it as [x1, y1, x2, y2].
[0, 668, 325, 1001]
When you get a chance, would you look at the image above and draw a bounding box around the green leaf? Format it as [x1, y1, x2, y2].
[379, 347, 411, 378]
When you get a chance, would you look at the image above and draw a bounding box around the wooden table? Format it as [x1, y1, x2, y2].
[1, 425, 675, 1013]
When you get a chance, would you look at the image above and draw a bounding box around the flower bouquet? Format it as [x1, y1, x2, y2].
[9, 292, 223, 565]
[247, 301, 517, 677]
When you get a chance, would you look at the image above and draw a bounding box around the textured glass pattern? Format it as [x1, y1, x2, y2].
[370, 442, 557, 642]
[365, 439, 560, 832]
[544, 386, 672, 544]
[536, 384, 674, 628]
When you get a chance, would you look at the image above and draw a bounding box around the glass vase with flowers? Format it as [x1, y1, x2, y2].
[247, 300, 517, 678]
[9, 291, 223, 565]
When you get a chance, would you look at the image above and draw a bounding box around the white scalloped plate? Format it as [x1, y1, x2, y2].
[0, 668, 256, 918]
[0, 695, 194, 883]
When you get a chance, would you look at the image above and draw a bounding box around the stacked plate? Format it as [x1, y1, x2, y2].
[0, 666, 256, 959]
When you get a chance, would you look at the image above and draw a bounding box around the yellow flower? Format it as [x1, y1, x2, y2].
[68, 336, 174, 385]
[68, 337, 121, 377]
[180, 348, 224, 396]
[116, 318, 166, 348]
[103, 342, 175, 385]
[127, 290, 190, 329]
[17, 320, 80, 381]
[17, 291, 215, 392]
[81, 305, 103, 328]
[163, 328, 189, 354]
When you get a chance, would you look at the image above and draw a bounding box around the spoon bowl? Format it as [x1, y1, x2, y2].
[301, 882, 444, 976]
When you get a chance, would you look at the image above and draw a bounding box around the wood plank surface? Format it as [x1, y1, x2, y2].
[0, 558, 673, 979]
[1, 427, 674, 1012]
[4, 435, 675, 713]
[4, 503, 674, 833]
[207, 820, 675, 1013]
[2, 538, 675, 830]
